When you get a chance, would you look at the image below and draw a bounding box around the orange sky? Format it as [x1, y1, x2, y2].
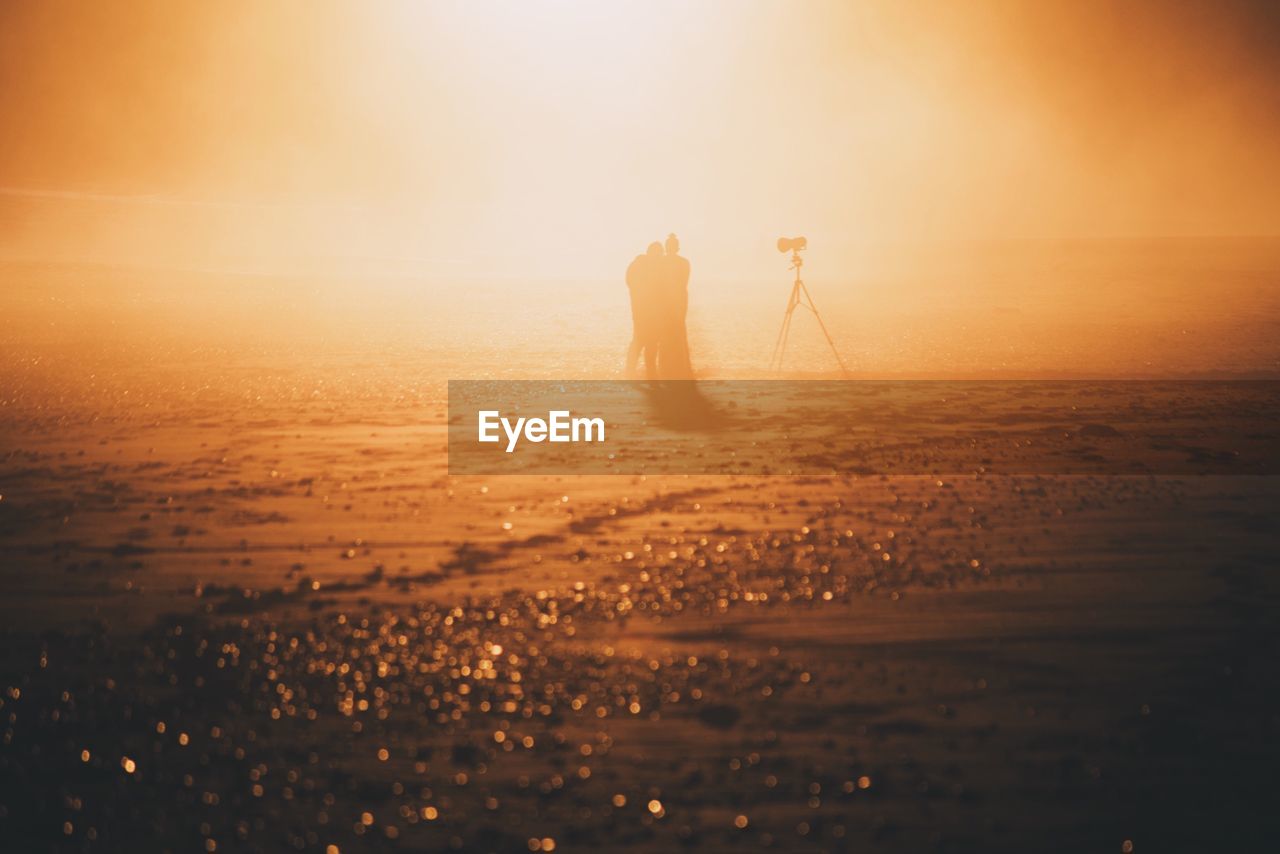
[2, 0, 1279, 282]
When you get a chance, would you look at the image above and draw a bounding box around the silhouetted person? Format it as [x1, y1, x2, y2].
[659, 232, 693, 378]
[626, 242, 665, 378]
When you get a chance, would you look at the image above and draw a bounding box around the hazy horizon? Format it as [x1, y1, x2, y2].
[3, 0, 1279, 380]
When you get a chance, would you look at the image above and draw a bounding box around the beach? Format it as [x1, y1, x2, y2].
[3, 306, 1278, 850]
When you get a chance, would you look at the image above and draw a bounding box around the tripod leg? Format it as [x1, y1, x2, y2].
[770, 308, 792, 371]
[777, 309, 795, 372]
[771, 284, 801, 372]
[798, 282, 852, 377]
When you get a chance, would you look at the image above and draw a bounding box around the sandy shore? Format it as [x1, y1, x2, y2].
[2, 378, 1278, 852]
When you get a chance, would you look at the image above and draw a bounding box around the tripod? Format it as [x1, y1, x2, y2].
[769, 248, 851, 376]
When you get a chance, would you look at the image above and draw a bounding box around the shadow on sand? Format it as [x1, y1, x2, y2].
[641, 380, 729, 432]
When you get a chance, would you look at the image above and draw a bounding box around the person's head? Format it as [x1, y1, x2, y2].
[665, 233, 680, 256]
[646, 241, 663, 257]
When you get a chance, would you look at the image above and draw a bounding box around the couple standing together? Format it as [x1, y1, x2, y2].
[625, 233, 693, 379]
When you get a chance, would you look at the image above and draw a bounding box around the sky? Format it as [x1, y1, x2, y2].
[2, 0, 1279, 282]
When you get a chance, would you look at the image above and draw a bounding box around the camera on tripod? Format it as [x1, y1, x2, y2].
[769, 234, 851, 377]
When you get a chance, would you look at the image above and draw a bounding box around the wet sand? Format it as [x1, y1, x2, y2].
[2, 373, 1278, 853]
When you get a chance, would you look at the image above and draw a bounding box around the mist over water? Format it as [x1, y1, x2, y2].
[2, 0, 1279, 392]
[4, 227, 1279, 397]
